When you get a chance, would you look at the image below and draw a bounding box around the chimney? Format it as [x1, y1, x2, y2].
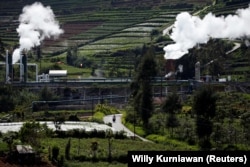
[5, 50, 9, 83]
[22, 52, 27, 83]
[195, 61, 200, 81]
[20, 52, 23, 82]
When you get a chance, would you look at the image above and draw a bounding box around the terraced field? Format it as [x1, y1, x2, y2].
[1, 0, 249, 80]
[0, 0, 210, 54]
[206, 1, 250, 81]
[0, 0, 206, 78]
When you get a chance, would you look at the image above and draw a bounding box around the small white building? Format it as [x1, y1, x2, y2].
[49, 70, 67, 77]
[38, 70, 67, 82]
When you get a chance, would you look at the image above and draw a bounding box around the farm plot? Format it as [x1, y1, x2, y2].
[42, 21, 103, 54]
[92, 37, 150, 44]
[122, 26, 155, 32]
[74, 10, 186, 77]
[79, 10, 179, 51]
[42, 9, 156, 55]
[0, 21, 19, 45]
[74, 11, 159, 54]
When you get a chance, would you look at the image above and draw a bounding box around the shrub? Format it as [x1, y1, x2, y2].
[94, 104, 118, 115]
[182, 105, 192, 114]
[92, 111, 105, 123]
[146, 134, 166, 143]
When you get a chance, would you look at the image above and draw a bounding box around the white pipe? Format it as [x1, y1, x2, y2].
[1, 62, 38, 82]
[20, 54, 23, 82]
[36, 64, 38, 82]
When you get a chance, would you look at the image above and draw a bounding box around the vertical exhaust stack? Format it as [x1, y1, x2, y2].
[22, 52, 27, 83]
[5, 50, 12, 83]
[8, 50, 13, 82]
[19, 51, 27, 83]
[195, 61, 200, 81]
[5, 50, 9, 83]
[20, 53, 23, 82]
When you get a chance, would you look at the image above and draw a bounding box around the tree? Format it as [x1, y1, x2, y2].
[91, 141, 99, 161]
[66, 48, 73, 65]
[162, 92, 182, 137]
[66, 46, 78, 66]
[106, 129, 114, 162]
[130, 45, 157, 129]
[139, 83, 154, 129]
[65, 138, 71, 160]
[193, 86, 217, 150]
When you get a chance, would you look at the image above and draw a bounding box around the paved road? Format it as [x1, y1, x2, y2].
[103, 114, 151, 142]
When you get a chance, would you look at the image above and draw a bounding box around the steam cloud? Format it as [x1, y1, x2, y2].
[163, 5, 250, 60]
[12, 2, 64, 64]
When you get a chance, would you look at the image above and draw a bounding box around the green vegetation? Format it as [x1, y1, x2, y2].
[0, 0, 207, 79]
[0, 0, 249, 80]
[0, 0, 250, 166]
[124, 86, 250, 150]
[130, 46, 158, 129]
[193, 86, 217, 150]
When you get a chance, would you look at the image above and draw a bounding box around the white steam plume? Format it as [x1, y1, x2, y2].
[12, 2, 64, 64]
[12, 48, 21, 65]
[163, 5, 250, 60]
